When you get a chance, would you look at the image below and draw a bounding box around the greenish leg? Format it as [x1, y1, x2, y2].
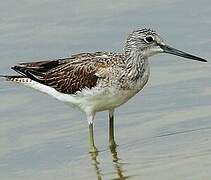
[89, 122, 98, 153]
[109, 109, 117, 148]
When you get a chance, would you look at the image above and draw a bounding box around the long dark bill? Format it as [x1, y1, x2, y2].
[160, 44, 207, 62]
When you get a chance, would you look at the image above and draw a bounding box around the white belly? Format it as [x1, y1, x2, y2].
[75, 67, 150, 113]
[77, 88, 139, 113]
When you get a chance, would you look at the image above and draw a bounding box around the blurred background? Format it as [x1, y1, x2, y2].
[0, 0, 211, 179]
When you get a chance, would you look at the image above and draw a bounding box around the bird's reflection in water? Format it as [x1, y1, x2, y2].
[110, 146, 130, 180]
[89, 145, 131, 180]
[90, 151, 103, 180]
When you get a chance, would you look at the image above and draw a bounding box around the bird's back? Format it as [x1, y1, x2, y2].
[10, 52, 126, 94]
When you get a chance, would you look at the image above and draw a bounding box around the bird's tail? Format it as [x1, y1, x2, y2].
[0, 75, 8, 81]
[0, 75, 25, 82]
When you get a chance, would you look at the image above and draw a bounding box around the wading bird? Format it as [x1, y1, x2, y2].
[1, 28, 207, 152]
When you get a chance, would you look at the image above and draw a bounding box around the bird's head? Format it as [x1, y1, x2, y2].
[125, 28, 207, 62]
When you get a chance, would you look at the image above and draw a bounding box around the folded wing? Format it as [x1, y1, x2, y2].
[12, 55, 108, 94]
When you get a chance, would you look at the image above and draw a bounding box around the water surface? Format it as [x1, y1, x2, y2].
[0, 0, 211, 179]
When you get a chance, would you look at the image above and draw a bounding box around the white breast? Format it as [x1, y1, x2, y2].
[75, 64, 150, 114]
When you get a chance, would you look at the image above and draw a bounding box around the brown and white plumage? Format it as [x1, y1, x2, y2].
[8, 51, 149, 114]
[11, 52, 124, 93]
[1, 28, 207, 152]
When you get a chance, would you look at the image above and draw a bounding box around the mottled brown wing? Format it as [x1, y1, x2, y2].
[12, 61, 107, 94]
[17, 57, 73, 72]
[16, 52, 112, 72]
[43, 62, 105, 94]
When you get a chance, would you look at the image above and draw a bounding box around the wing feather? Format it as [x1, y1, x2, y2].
[11, 52, 124, 94]
[12, 59, 108, 94]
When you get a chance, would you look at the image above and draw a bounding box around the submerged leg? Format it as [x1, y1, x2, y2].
[109, 109, 117, 148]
[87, 114, 98, 153]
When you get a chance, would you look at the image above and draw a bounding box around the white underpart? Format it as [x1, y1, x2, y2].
[12, 65, 149, 124]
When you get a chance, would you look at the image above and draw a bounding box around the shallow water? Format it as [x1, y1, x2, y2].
[0, 0, 211, 179]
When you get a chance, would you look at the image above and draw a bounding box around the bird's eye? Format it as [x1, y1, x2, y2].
[144, 36, 154, 43]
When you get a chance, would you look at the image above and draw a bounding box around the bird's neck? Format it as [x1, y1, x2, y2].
[123, 47, 149, 81]
[124, 47, 147, 69]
